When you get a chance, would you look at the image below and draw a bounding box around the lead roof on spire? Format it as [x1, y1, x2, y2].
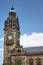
[10, 5, 16, 12]
[11, 5, 14, 10]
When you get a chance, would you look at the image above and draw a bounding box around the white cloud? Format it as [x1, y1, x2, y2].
[20, 32, 43, 47]
[0, 37, 4, 46]
[0, 33, 43, 65]
[0, 33, 43, 48]
[0, 38, 3, 65]
[0, 38, 4, 41]
[0, 37, 3, 52]
[0, 48, 3, 52]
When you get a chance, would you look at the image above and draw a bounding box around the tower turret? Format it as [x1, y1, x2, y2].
[9, 5, 16, 17]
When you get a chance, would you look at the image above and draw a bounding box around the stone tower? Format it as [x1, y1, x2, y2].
[3, 5, 43, 65]
[3, 6, 21, 64]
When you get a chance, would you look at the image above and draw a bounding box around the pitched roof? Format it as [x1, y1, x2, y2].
[24, 46, 43, 55]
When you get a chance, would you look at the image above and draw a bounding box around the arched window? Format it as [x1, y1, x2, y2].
[29, 58, 33, 65]
[5, 24, 8, 27]
[17, 49, 21, 53]
[37, 58, 41, 65]
[16, 59, 21, 65]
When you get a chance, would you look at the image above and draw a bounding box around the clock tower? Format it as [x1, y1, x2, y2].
[3, 6, 20, 64]
[3, 5, 43, 65]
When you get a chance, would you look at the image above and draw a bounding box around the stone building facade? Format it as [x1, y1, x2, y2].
[3, 6, 43, 65]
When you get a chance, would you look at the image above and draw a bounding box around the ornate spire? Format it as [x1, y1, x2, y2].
[11, 5, 14, 10]
[10, 5, 16, 12]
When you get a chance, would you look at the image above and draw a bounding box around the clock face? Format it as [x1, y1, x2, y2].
[8, 36, 12, 40]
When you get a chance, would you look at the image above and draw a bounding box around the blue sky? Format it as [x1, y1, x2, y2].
[0, 0, 43, 36]
[0, 0, 43, 65]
